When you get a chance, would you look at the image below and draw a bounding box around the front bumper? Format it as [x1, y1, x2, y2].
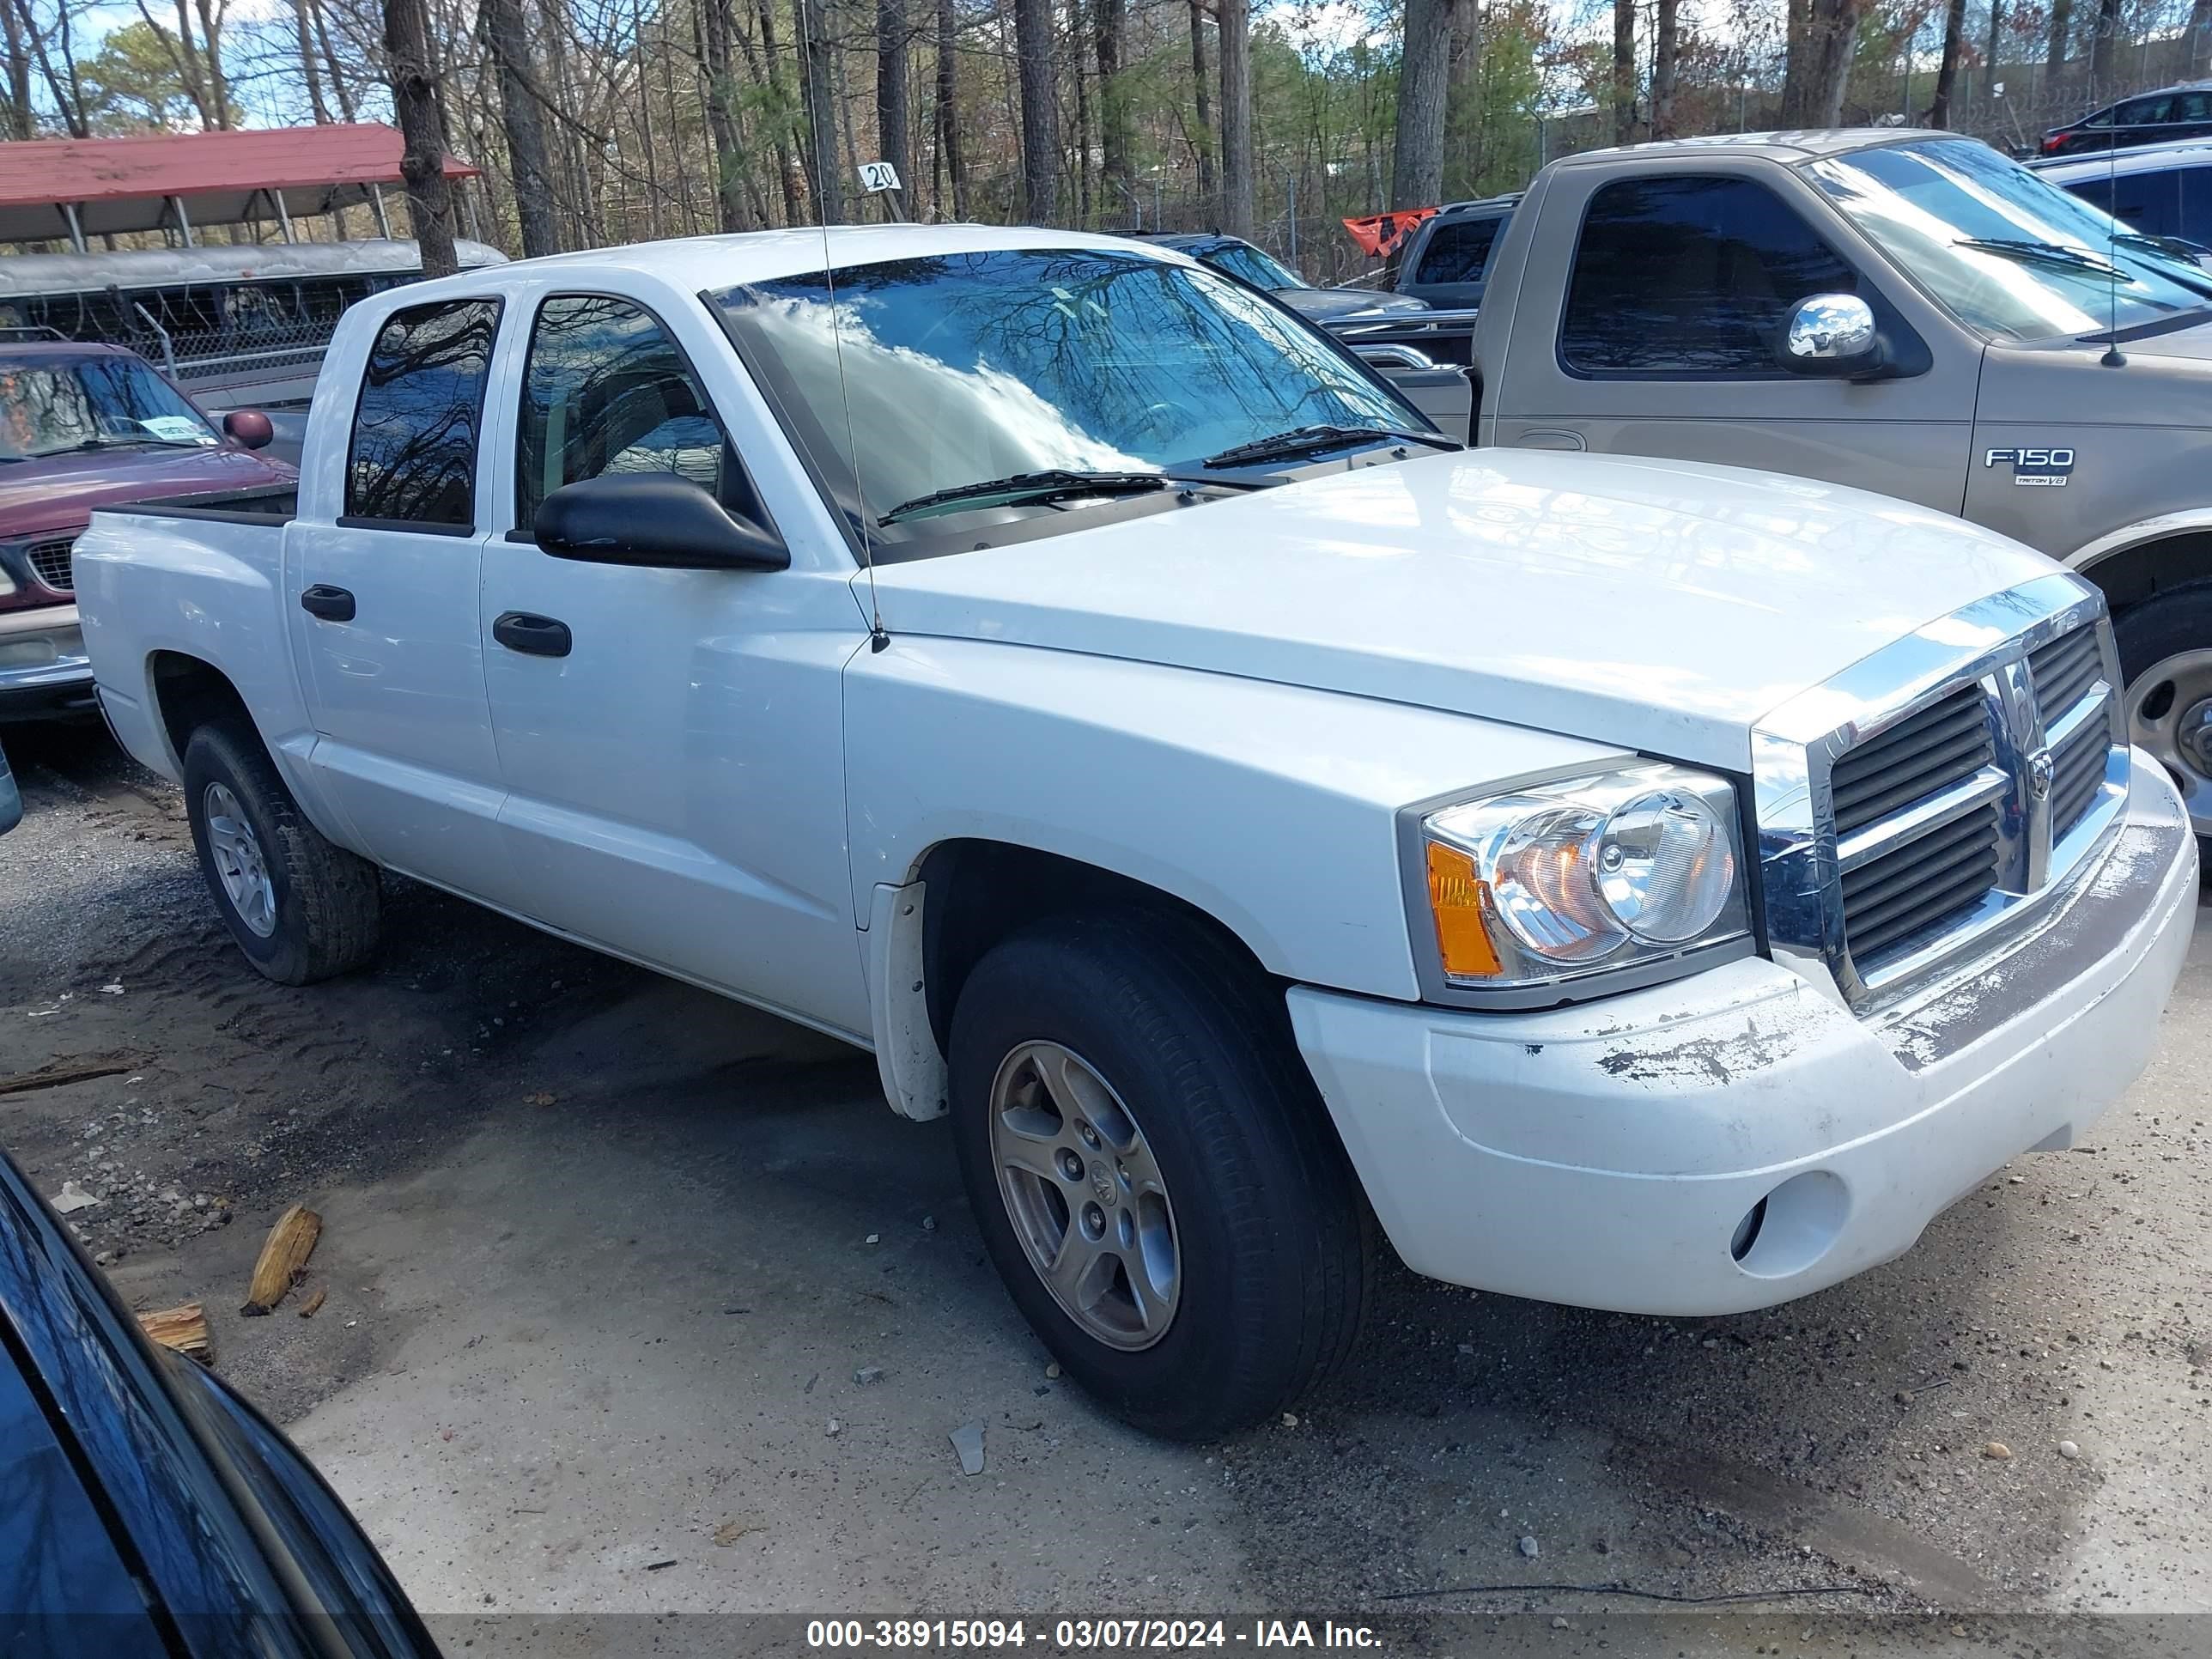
[1290, 757, 2198, 1316]
[0, 604, 94, 720]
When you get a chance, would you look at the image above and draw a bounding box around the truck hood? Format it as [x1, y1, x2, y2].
[0, 445, 293, 540]
[868, 450, 2061, 770]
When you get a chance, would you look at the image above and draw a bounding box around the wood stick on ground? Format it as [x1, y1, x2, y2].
[0, 1054, 145, 1099]
[298, 1285, 327, 1318]
[137, 1303, 213, 1364]
[240, 1204, 321, 1316]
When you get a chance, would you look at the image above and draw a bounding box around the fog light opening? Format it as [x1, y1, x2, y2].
[1729, 1197, 1768, 1263]
[1730, 1170, 1850, 1280]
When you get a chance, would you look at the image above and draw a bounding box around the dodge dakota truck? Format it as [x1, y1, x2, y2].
[74, 227, 2197, 1439]
[1435, 130, 2212, 852]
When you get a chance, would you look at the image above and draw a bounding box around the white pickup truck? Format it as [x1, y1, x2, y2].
[76, 226, 2197, 1439]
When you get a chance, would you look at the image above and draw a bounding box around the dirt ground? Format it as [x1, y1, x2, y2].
[5, 722, 2212, 1655]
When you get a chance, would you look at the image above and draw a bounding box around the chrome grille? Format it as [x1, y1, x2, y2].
[25, 536, 74, 593]
[1829, 684, 1993, 836]
[1753, 576, 2131, 1011]
[1839, 801, 2002, 961]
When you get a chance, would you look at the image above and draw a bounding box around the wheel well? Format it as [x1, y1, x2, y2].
[915, 841, 1277, 1053]
[2079, 531, 2212, 615]
[149, 651, 252, 768]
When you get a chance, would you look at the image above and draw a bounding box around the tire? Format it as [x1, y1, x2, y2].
[181, 719, 381, 985]
[2113, 580, 2212, 850]
[948, 910, 1371, 1441]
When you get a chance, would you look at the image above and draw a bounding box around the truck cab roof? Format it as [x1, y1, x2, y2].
[1552, 128, 1957, 166]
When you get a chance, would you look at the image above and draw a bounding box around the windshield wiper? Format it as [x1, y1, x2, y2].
[880, 468, 1249, 525]
[1954, 236, 2129, 280]
[1201, 423, 1458, 471]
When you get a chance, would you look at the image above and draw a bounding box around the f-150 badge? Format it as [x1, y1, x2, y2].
[1985, 447, 2075, 487]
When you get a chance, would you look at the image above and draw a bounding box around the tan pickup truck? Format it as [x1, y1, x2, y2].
[1464, 128, 2212, 845]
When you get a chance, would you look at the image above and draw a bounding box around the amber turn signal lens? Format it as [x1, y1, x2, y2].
[1425, 842, 1503, 980]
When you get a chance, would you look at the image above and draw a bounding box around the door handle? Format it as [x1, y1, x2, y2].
[1513, 428, 1587, 452]
[493, 611, 573, 658]
[299, 584, 356, 622]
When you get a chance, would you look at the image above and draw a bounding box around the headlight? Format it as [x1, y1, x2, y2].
[1414, 764, 1750, 1000]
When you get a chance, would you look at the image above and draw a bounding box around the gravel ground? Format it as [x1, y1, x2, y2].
[3, 722, 2210, 1654]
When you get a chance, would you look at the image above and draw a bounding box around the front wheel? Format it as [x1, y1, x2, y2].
[948, 912, 1370, 1441]
[2115, 581, 2212, 848]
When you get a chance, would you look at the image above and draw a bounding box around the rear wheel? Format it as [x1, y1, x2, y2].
[182, 720, 380, 985]
[948, 911, 1370, 1440]
[2115, 581, 2212, 848]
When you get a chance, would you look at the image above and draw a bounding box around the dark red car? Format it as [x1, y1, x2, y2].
[0, 336, 294, 721]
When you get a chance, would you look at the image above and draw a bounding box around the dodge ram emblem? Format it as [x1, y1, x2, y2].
[2028, 751, 2054, 800]
[1090, 1160, 1117, 1206]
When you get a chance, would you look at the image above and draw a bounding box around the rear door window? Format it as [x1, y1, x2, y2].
[2110, 167, 2182, 236]
[1414, 217, 1504, 286]
[343, 298, 501, 531]
[2182, 167, 2212, 241]
[1560, 175, 1859, 377]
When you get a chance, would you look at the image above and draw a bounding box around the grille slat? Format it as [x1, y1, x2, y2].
[2049, 720, 2107, 838]
[26, 536, 74, 593]
[1829, 687, 1994, 836]
[2030, 628, 2102, 718]
[1842, 804, 2003, 961]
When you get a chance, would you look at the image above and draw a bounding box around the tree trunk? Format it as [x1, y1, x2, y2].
[1927, 0, 1966, 125]
[2191, 0, 2212, 77]
[936, 0, 969, 217]
[1013, 0, 1057, 221]
[1188, 0, 1215, 203]
[2086, 0, 2120, 94]
[1096, 0, 1129, 222]
[309, 0, 357, 120]
[1389, 0, 1450, 208]
[484, 0, 561, 254]
[1611, 0, 1635, 145]
[799, 0, 843, 222]
[1802, 0, 1862, 126]
[1651, 0, 1679, 137]
[1217, 0, 1250, 234]
[877, 0, 912, 200]
[384, 0, 459, 276]
[749, 0, 805, 227]
[699, 0, 750, 231]
[1, 0, 34, 140]
[1984, 0, 2002, 99]
[289, 0, 332, 122]
[2045, 0, 2072, 79]
[193, 0, 232, 126]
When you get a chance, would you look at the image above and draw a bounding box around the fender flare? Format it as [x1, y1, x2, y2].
[2066, 507, 2212, 573]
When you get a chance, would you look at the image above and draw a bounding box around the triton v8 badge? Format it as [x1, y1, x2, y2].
[1985, 447, 2075, 487]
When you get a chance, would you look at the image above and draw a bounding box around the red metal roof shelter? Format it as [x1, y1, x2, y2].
[0, 124, 482, 246]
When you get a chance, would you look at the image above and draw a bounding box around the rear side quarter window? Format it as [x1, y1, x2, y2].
[1413, 216, 1503, 285]
[343, 297, 501, 532]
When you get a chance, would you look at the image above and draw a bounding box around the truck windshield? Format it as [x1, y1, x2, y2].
[711, 247, 1411, 532]
[0, 354, 219, 461]
[1804, 137, 2212, 341]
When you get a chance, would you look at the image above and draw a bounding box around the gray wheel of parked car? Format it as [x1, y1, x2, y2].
[182, 719, 381, 986]
[949, 909, 1372, 1441]
[2115, 582, 2212, 847]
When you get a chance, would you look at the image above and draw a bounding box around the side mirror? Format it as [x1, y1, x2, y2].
[1778, 294, 1887, 379]
[533, 474, 788, 571]
[222, 410, 274, 449]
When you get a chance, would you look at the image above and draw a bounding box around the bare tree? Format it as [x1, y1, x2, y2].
[1187, 0, 1214, 203]
[1927, 0, 1966, 125]
[1217, 0, 1249, 233]
[2085, 0, 2120, 94]
[935, 0, 968, 216]
[1013, 0, 1055, 221]
[696, 0, 750, 231]
[2045, 0, 2073, 83]
[1784, 0, 1862, 127]
[799, 0, 842, 221]
[2191, 0, 2212, 77]
[1650, 0, 1679, 138]
[384, 0, 459, 274]
[483, 0, 560, 253]
[1611, 0, 1634, 144]
[877, 0, 911, 205]
[1, 0, 34, 137]
[1389, 0, 1451, 207]
[1095, 0, 1129, 222]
